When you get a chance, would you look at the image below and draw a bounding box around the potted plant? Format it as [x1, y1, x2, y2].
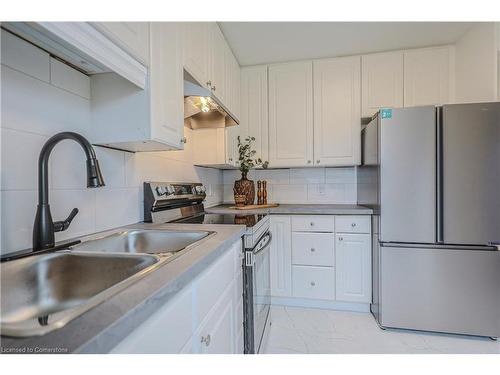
[233, 136, 269, 205]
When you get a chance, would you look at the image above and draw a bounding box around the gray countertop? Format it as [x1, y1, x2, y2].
[0, 222, 245, 354]
[205, 204, 373, 215]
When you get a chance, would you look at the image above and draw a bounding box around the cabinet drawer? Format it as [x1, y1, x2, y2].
[292, 265, 335, 300]
[292, 232, 334, 266]
[335, 216, 371, 233]
[291, 215, 335, 232]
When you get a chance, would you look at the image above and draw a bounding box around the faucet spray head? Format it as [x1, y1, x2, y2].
[86, 158, 105, 188]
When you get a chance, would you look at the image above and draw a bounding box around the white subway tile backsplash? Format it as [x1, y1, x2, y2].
[1, 127, 47, 190]
[50, 58, 91, 99]
[290, 168, 325, 184]
[272, 184, 308, 204]
[95, 188, 141, 231]
[1, 30, 50, 82]
[256, 169, 290, 184]
[1, 190, 37, 253]
[222, 167, 358, 205]
[1, 66, 91, 137]
[325, 167, 356, 183]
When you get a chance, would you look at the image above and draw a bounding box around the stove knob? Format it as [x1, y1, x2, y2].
[166, 185, 175, 195]
[200, 186, 206, 194]
[156, 186, 166, 196]
[195, 186, 203, 194]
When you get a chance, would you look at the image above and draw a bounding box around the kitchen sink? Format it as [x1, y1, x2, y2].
[0, 251, 161, 337]
[73, 229, 213, 255]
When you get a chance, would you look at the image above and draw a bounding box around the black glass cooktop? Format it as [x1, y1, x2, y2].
[173, 213, 266, 228]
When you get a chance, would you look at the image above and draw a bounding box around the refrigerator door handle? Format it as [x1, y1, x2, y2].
[436, 106, 444, 243]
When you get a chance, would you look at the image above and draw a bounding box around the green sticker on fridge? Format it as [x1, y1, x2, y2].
[381, 109, 392, 119]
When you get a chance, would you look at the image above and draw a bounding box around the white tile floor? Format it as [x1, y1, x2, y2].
[261, 306, 500, 354]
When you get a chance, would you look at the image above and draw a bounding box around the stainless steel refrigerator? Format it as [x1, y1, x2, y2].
[358, 102, 500, 339]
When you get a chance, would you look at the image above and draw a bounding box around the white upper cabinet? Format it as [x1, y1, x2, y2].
[149, 22, 185, 150]
[183, 22, 212, 88]
[211, 24, 227, 104]
[91, 23, 185, 152]
[225, 44, 241, 119]
[361, 51, 404, 117]
[404, 46, 454, 107]
[240, 65, 269, 163]
[92, 22, 150, 66]
[313, 56, 361, 166]
[268, 61, 314, 167]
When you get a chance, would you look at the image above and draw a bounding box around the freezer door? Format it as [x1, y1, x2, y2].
[441, 102, 500, 246]
[380, 106, 436, 243]
[380, 244, 500, 338]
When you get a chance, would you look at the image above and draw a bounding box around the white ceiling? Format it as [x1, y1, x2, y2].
[219, 22, 477, 66]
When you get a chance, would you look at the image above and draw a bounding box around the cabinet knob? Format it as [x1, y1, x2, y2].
[316, 160, 320, 164]
[310, 222, 314, 226]
[212, 86, 216, 91]
[351, 222, 356, 227]
[339, 237, 343, 241]
[229, 158, 233, 161]
[310, 248, 315, 252]
[307, 160, 312, 164]
[310, 281, 316, 286]
[180, 137, 187, 144]
[206, 81, 212, 87]
[201, 334, 211, 347]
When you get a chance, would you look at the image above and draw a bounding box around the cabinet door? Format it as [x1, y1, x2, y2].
[195, 282, 235, 354]
[362, 51, 404, 117]
[240, 65, 269, 163]
[150, 22, 184, 150]
[211, 24, 226, 104]
[335, 233, 372, 303]
[110, 286, 193, 353]
[270, 216, 292, 297]
[404, 46, 453, 107]
[313, 56, 361, 166]
[93, 22, 150, 65]
[183, 22, 212, 87]
[269, 61, 313, 167]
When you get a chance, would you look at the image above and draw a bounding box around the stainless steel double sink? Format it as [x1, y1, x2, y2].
[0, 229, 214, 337]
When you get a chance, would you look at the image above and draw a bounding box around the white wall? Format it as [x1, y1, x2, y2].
[0, 30, 223, 255]
[222, 167, 357, 205]
[455, 23, 498, 103]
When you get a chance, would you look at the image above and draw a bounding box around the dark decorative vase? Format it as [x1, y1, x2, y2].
[233, 171, 255, 205]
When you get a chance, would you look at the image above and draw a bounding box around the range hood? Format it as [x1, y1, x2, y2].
[184, 73, 239, 129]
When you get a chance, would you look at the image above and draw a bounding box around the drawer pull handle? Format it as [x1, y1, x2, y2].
[339, 237, 343, 241]
[351, 223, 356, 227]
[310, 281, 316, 286]
[310, 248, 315, 252]
[201, 334, 211, 346]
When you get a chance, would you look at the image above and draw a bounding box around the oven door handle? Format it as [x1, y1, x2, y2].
[253, 232, 272, 255]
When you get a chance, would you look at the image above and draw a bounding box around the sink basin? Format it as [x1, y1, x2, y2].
[73, 229, 213, 255]
[0, 251, 160, 337]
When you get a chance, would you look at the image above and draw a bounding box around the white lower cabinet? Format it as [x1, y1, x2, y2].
[292, 265, 335, 300]
[110, 239, 243, 354]
[271, 214, 372, 309]
[335, 233, 372, 303]
[270, 216, 292, 297]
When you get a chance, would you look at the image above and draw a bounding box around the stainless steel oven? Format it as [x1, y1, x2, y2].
[243, 230, 272, 354]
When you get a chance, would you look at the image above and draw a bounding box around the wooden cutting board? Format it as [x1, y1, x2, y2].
[228, 203, 279, 210]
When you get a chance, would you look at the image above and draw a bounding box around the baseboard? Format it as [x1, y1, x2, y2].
[270, 297, 370, 313]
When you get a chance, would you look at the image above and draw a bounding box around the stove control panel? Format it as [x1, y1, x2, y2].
[143, 181, 207, 222]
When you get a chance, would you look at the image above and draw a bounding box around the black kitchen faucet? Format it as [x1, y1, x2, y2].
[32, 132, 105, 252]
